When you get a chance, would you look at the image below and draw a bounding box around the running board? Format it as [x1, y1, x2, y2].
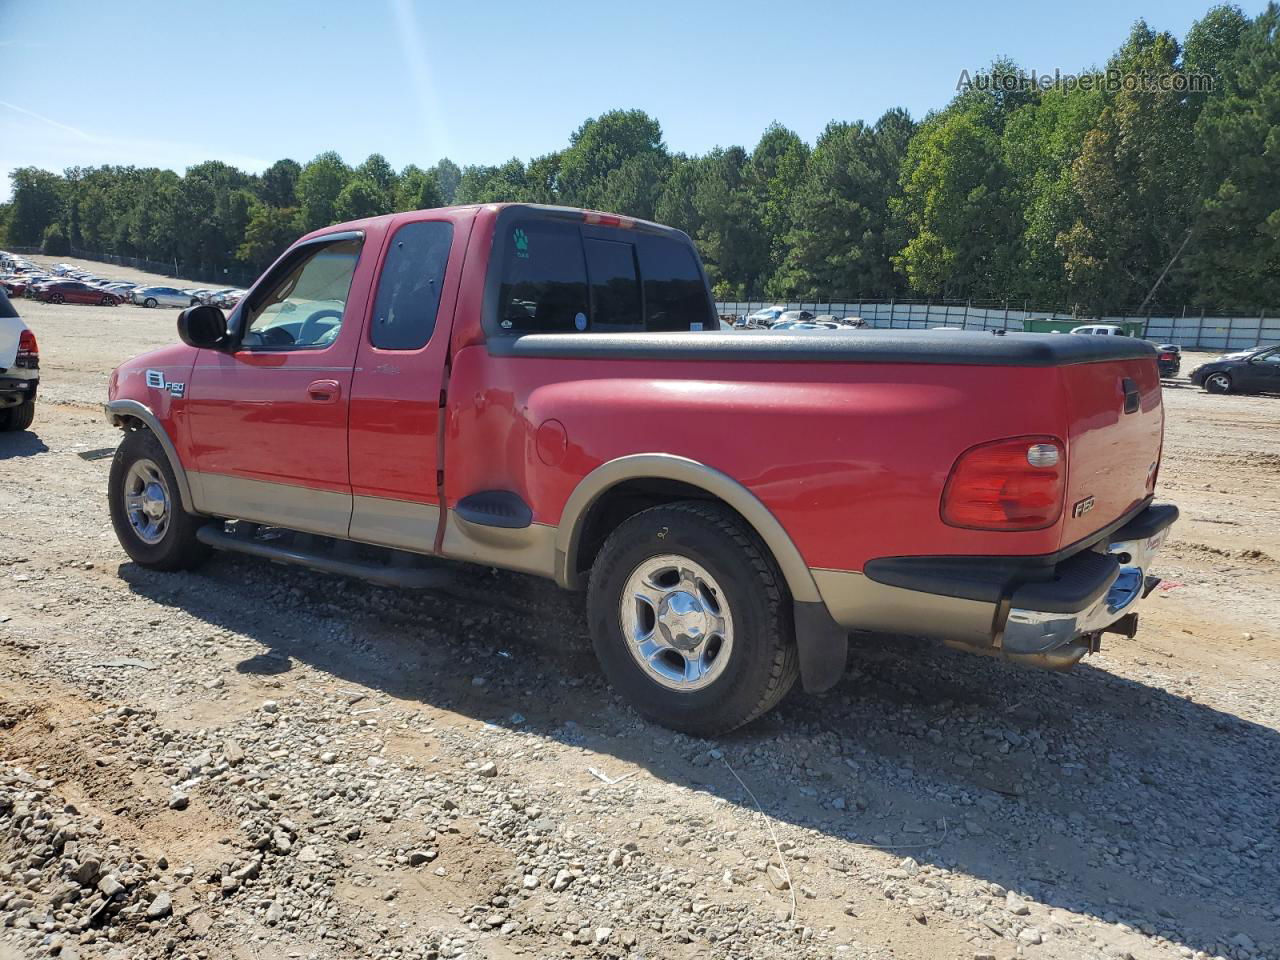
[196, 523, 452, 589]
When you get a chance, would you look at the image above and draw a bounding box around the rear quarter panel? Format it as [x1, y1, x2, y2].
[445, 350, 1079, 571]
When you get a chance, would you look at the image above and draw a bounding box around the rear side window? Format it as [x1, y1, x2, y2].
[370, 221, 453, 349]
[493, 216, 712, 334]
[636, 235, 714, 331]
[497, 220, 589, 333]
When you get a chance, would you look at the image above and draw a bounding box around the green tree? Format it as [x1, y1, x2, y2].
[41, 221, 69, 255]
[558, 110, 668, 213]
[333, 176, 390, 221]
[259, 159, 302, 207]
[8, 168, 64, 246]
[774, 110, 913, 298]
[296, 151, 352, 231]
[393, 165, 444, 212]
[1057, 23, 1198, 310]
[892, 109, 1015, 297]
[1184, 3, 1280, 309]
[430, 158, 462, 204]
[238, 204, 302, 272]
[747, 123, 810, 288]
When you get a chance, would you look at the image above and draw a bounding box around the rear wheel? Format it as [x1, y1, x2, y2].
[0, 400, 35, 432]
[108, 428, 211, 571]
[1205, 372, 1233, 394]
[586, 501, 798, 736]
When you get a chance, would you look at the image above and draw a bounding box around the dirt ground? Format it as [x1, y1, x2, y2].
[1, 255, 1277, 960]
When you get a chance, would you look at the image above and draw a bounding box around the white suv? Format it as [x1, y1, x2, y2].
[0, 288, 39, 432]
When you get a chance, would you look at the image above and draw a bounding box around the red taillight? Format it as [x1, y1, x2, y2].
[18, 330, 38, 357]
[941, 435, 1065, 531]
[1159, 352, 1175, 361]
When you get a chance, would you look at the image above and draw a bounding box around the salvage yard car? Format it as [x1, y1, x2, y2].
[1189, 344, 1280, 394]
[103, 204, 1178, 734]
[0, 288, 39, 431]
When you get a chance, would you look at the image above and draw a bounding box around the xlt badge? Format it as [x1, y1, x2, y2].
[1072, 495, 1095, 519]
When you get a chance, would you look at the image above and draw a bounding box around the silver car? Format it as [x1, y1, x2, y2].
[134, 286, 191, 308]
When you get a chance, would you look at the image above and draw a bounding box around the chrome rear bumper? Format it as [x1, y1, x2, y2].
[1001, 505, 1177, 664]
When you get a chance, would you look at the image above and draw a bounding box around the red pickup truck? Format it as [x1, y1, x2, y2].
[105, 204, 1177, 734]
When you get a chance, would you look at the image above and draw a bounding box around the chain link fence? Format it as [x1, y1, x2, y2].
[715, 299, 1280, 350]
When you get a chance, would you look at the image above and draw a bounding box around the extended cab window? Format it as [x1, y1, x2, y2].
[497, 220, 588, 333]
[637, 234, 715, 331]
[370, 221, 453, 350]
[494, 217, 713, 334]
[242, 237, 362, 350]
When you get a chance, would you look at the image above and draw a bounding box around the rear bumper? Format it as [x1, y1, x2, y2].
[1001, 503, 1177, 661]
[813, 502, 1178, 668]
[0, 375, 38, 408]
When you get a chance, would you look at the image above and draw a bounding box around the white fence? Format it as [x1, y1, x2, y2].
[716, 301, 1280, 350]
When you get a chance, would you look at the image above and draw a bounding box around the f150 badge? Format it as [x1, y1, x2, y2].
[1072, 495, 1095, 518]
[145, 369, 185, 397]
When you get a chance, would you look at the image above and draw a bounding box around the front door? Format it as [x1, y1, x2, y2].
[186, 231, 376, 537]
[1240, 347, 1280, 392]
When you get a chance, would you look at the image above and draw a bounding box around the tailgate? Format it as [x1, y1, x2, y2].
[1058, 357, 1163, 547]
[0, 317, 21, 370]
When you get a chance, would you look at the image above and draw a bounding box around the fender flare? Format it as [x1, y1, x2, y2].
[103, 399, 197, 513]
[554, 454, 821, 603]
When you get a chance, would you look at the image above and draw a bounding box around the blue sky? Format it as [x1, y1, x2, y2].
[0, 0, 1255, 199]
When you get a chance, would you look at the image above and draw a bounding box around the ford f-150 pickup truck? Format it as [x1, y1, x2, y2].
[105, 203, 1177, 735]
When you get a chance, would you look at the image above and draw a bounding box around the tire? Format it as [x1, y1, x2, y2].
[50, 293, 64, 304]
[0, 400, 35, 432]
[101, 295, 113, 305]
[1205, 372, 1233, 394]
[586, 501, 799, 736]
[108, 428, 211, 571]
[144, 297, 157, 308]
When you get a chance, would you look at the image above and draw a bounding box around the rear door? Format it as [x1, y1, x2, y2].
[186, 230, 378, 537]
[347, 212, 470, 552]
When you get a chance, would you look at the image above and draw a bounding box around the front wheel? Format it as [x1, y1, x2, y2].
[586, 501, 798, 736]
[1205, 372, 1233, 394]
[108, 428, 211, 571]
[144, 297, 157, 308]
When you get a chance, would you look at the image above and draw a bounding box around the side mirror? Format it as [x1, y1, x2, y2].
[177, 305, 230, 351]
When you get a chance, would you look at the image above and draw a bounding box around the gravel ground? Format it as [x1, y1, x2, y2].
[1, 258, 1278, 960]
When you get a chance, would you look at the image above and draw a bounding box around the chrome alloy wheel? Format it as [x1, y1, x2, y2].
[619, 554, 734, 691]
[1207, 372, 1232, 393]
[123, 458, 171, 545]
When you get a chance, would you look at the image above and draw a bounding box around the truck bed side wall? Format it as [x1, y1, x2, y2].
[443, 349, 1079, 574]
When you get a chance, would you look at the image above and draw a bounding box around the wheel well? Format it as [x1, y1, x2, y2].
[572, 478, 774, 586]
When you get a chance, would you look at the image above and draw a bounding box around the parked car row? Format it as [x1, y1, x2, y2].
[0, 253, 245, 311]
[734, 306, 868, 330]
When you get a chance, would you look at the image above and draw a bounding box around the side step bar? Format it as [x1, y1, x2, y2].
[196, 523, 452, 590]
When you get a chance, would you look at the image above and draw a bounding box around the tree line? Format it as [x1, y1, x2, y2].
[3, 3, 1277, 313]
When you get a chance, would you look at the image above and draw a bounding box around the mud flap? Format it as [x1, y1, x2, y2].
[794, 600, 848, 692]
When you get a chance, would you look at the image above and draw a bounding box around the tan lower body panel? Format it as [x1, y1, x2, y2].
[348, 495, 441, 553]
[440, 510, 558, 579]
[811, 567, 999, 648]
[188, 471, 352, 539]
